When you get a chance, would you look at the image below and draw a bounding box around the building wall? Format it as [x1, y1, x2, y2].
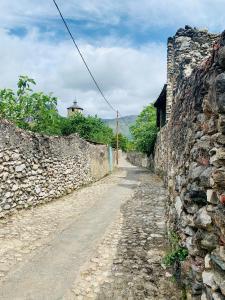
[0, 120, 113, 218]
[154, 29, 225, 299]
[67, 108, 83, 117]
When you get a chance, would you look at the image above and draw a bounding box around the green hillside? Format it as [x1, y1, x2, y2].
[102, 115, 137, 139]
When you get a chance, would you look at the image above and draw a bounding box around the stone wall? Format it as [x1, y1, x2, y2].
[155, 29, 225, 299]
[166, 26, 218, 121]
[154, 125, 168, 178]
[126, 152, 152, 169]
[0, 120, 113, 218]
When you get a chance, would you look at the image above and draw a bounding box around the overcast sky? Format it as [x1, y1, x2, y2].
[0, 1, 224, 118]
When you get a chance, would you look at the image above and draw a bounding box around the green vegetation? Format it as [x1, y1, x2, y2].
[163, 247, 189, 267]
[0, 76, 159, 152]
[111, 133, 132, 152]
[163, 231, 188, 267]
[163, 231, 188, 298]
[0, 76, 61, 135]
[130, 104, 158, 155]
[0, 76, 130, 148]
[60, 114, 114, 145]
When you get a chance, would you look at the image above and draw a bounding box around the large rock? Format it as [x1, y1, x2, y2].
[189, 166, 207, 181]
[213, 270, 225, 296]
[212, 169, 225, 189]
[194, 207, 212, 229]
[216, 134, 225, 145]
[202, 271, 217, 288]
[185, 236, 198, 255]
[200, 167, 214, 187]
[214, 209, 225, 235]
[213, 73, 225, 113]
[211, 254, 225, 271]
[212, 292, 225, 300]
[218, 47, 225, 70]
[218, 115, 225, 134]
[207, 190, 219, 204]
[210, 148, 225, 167]
[205, 254, 212, 269]
[175, 196, 183, 217]
[211, 133, 225, 145]
[200, 233, 218, 251]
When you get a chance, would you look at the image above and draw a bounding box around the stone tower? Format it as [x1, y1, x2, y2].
[67, 101, 84, 117]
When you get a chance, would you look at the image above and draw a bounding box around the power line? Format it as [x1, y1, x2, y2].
[52, 0, 117, 114]
[53, 0, 132, 132]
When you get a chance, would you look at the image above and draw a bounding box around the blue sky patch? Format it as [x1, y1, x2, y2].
[8, 17, 177, 47]
[9, 27, 28, 38]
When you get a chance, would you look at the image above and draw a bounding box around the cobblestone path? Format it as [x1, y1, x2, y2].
[67, 169, 182, 300]
[97, 172, 182, 299]
[0, 158, 181, 299]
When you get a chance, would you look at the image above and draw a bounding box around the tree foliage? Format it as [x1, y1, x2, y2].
[130, 104, 158, 155]
[0, 76, 61, 135]
[0, 76, 114, 144]
[111, 133, 129, 152]
[1, 76, 150, 149]
[60, 113, 114, 145]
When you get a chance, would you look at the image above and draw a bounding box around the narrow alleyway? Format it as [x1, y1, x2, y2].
[0, 157, 181, 299]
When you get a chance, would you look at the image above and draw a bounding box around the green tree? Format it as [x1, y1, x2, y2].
[126, 140, 135, 152]
[61, 113, 114, 145]
[0, 76, 61, 135]
[112, 133, 129, 152]
[130, 104, 158, 155]
[0, 76, 115, 145]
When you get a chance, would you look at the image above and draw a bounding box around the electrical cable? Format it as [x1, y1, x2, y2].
[53, 0, 117, 113]
[53, 0, 132, 130]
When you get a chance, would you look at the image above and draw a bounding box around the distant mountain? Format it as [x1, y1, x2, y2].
[102, 115, 137, 139]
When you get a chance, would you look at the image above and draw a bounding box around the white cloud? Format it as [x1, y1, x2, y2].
[0, 0, 224, 32]
[0, 29, 166, 118]
[0, 0, 223, 118]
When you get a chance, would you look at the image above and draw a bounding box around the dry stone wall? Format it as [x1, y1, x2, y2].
[0, 120, 113, 218]
[154, 126, 168, 178]
[126, 152, 152, 169]
[166, 26, 218, 121]
[155, 28, 225, 299]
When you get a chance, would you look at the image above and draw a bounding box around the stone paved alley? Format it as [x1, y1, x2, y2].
[0, 157, 181, 299]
